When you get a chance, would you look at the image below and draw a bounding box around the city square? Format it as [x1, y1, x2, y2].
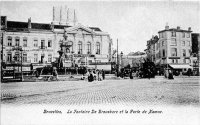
[1, 1, 200, 125]
[1, 76, 199, 106]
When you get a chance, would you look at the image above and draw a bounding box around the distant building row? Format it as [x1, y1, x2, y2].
[1, 16, 113, 69]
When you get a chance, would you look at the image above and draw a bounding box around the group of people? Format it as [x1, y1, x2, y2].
[86, 69, 105, 82]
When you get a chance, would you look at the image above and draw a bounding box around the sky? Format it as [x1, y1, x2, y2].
[0, 0, 200, 54]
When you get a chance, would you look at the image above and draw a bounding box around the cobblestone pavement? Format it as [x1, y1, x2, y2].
[1, 76, 200, 106]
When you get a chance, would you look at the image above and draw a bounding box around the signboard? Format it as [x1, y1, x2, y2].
[5, 66, 31, 71]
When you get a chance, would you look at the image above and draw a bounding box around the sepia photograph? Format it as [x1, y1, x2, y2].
[0, 0, 200, 125]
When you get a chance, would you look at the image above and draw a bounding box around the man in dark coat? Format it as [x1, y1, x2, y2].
[168, 69, 174, 79]
[88, 70, 94, 82]
[102, 69, 105, 80]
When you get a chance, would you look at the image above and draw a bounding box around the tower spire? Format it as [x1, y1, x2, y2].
[53, 6, 55, 22]
[73, 9, 77, 26]
[60, 6, 62, 24]
[67, 8, 69, 25]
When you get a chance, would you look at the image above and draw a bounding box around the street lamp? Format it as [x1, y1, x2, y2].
[94, 56, 97, 70]
[71, 51, 74, 67]
[120, 51, 123, 69]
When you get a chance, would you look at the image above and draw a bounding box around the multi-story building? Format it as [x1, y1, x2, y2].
[145, 35, 159, 62]
[156, 25, 193, 73]
[191, 33, 200, 75]
[1, 16, 113, 70]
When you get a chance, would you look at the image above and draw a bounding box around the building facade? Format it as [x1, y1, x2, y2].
[1, 16, 113, 70]
[145, 35, 159, 62]
[191, 33, 200, 75]
[156, 25, 193, 72]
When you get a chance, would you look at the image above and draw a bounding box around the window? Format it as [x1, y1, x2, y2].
[183, 59, 186, 63]
[48, 40, 52, 47]
[7, 53, 12, 62]
[7, 36, 12, 46]
[176, 59, 178, 63]
[162, 41, 165, 46]
[67, 41, 73, 53]
[48, 54, 52, 62]
[171, 39, 177, 46]
[96, 42, 100, 54]
[172, 59, 178, 64]
[182, 32, 185, 38]
[23, 53, 27, 62]
[78, 41, 82, 54]
[183, 49, 186, 57]
[41, 39, 45, 49]
[182, 41, 185, 46]
[188, 49, 191, 55]
[187, 41, 190, 46]
[162, 49, 165, 57]
[14, 52, 20, 61]
[23, 38, 27, 47]
[66, 48, 70, 53]
[15, 37, 20, 46]
[171, 48, 177, 56]
[171, 31, 176, 37]
[187, 33, 190, 38]
[34, 39, 38, 47]
[172, 59, 175, 64]
[160, 33, 164, 38]
[34, 54, 38, 62]
[87, 42, 91, 54]
[156, 43, 159, 50]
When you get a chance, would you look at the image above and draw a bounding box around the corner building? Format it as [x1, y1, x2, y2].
[156, 25, 193, 72]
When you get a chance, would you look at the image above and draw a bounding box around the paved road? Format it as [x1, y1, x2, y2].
[1, 76, 200, 106]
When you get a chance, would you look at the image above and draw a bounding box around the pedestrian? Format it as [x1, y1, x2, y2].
[102, 69, 105, 80]
[168, 69, 174, 79]
[35, 70, 39, 78]
[130, 70, 133, 79]
[148, 69, 151, 79]
[99, 71, 102, 81]
[52, 67, 58, 81]
[97, 70, 100, 81]
[93, 70, 97, 81]
[88, 70, 94, 82]
[187, 68, 192, 77]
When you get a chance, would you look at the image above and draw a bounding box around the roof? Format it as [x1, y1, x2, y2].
[169, 64, 193, 69]
[5, 20, 103, 33]
[127, 51, 146, 56]
[89, 27, 102, 31]
[7, 21, 28, 29]
[54, 25, 71, 29]
[7, 21, 71, 30]
[158, 28, 192, 33]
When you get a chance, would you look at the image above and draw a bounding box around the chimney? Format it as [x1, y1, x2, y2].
[28, 17, 31, 29]
[1, 16, 7, 30]
[165, 22, 169, 30]
[177, 26, 180, 30]
[188, 27, 191, 31]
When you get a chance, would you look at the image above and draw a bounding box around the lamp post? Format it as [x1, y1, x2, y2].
[120, 51, 123, 69]
[71, 51, 74, 67]
[94, 56, 97, 70]
[20, 48, 23, 81]
[116, 39, 119, 77]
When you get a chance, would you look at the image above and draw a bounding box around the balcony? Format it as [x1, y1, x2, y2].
[39, 46, 47, 49]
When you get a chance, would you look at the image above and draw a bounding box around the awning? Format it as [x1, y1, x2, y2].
[169, 64, 193, 69]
